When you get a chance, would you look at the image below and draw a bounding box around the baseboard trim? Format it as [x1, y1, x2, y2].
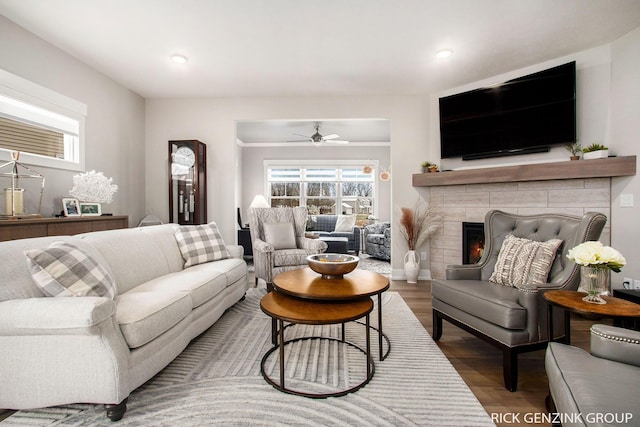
[391, 268, 432, 282]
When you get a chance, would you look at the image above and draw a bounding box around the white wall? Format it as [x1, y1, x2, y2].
[610, 26, 640, 285]
[3, 15, 635, 283]
[241, 144, 391, 222]
[426, 40, 640, 287]
[0, 16, 146, 223]
[145, 95, 429, 274]
[429, 45, 613, 171]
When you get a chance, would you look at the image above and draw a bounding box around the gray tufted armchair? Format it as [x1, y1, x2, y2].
[431, 210, 607, 391]
[248, 206, 327, 289]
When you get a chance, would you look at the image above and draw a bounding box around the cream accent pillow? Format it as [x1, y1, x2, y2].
[334, 215, 357, 232]
[489, 234, 563, 287]
[263, 222, 297, 249]
[25, 241, 116, 299]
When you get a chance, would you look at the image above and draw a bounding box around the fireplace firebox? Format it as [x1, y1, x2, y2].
[462, 222, 485, 264]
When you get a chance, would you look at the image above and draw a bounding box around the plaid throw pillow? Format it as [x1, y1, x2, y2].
[25, 242, 116, 299]
[175, 222, 229, 268]
[489, 234, 563, 287]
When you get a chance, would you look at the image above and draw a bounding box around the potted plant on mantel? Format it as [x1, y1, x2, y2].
[421, 161, 438, 173]
[582, 143, 609, 160]
[564, 142, 582, 160]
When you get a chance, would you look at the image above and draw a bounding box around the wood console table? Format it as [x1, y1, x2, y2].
[0, 215, 129, 241]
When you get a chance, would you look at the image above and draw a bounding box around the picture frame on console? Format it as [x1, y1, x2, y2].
[80, 202, 102, 216]
[62, 198, 80, 216]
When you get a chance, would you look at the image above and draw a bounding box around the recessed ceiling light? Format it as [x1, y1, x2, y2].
[436, 49, 453, 59]
[171, 54, 188, 64]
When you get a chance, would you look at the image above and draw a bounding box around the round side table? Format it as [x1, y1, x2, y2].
[544, 290, 640, 344]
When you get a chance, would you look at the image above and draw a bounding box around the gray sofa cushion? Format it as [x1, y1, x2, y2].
[127, 270, 226, 309]
[431, 279, 527, 330]
[78, 228, 178, 294]
[116, 290, 192, 348]
[546, 342, 639, 426]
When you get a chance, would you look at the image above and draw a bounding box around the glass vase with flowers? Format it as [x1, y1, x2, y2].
[567, 241, 626, 304]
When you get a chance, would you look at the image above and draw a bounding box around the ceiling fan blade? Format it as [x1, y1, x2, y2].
[286, 139, 312, 142]
[325, 140, 350, 144]
[322, 134, 340, 140]
[292, 133, 311, 139]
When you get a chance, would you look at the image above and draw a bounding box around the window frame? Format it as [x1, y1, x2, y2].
[264, 159, 379, 216]
[0, 69, 86, 171]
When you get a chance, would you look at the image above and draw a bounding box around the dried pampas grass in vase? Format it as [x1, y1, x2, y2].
[398, 199, 442, 283]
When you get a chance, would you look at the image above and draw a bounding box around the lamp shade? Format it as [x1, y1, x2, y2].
[249, 195, 269, 208]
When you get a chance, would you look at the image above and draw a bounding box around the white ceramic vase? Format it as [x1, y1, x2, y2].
[404, 250, 420, 283]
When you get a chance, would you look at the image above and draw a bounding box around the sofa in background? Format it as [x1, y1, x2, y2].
[307, 214, 361, 255]
[363, 222, 391, 261]
[0, 223, 248, 421]
[546, 324, 640, 426]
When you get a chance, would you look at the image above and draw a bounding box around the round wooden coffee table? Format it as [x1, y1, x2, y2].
[260, 291, 374, 398]
[273, 268, 390, 360]
[544, 290, 640, 344]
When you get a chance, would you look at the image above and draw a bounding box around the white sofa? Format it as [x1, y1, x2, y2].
[0, 223, 248, 421]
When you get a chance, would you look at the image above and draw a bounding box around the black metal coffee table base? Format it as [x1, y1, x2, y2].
[260, 332, 375, 398]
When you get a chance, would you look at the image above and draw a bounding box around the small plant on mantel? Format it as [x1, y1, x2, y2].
[582, 143, 609, 160]
[421, 161, 438, 173]
[582, 143, 608, 153]
[564, 142, 582, 160]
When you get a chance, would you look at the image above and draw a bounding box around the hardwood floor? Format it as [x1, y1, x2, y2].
[390, 279, 611, 427]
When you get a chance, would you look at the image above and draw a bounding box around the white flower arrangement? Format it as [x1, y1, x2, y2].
[69, 170, 118, 204]
[566, 241, 626, 272]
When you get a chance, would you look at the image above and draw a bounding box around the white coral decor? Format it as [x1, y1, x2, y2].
[566, 241, 626, 273]
[69, 170, 118, 204]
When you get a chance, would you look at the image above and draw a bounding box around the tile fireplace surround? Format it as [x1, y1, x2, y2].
[413, 156, 636, 280]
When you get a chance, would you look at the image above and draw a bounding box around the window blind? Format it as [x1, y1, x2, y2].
[0, 116, 64, 159]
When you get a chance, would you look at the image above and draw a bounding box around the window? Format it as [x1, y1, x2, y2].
[0, 70, 86, 171]
[266, 161, 377, 215]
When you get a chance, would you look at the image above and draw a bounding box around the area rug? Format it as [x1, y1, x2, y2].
[3, 290, 493, 426]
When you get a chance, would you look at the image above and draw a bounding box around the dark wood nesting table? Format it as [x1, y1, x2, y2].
[259, 268, 389, 398]
[544, 290, 640, 344]
[272, 268, 390, 360]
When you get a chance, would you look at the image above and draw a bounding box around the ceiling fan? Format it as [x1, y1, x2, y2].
[290, 124, 349, 146]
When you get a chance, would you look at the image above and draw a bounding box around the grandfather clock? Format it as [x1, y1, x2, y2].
[168, 140, 207, 225]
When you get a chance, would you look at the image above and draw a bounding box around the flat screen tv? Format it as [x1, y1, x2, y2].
[439, 61, 576, 160]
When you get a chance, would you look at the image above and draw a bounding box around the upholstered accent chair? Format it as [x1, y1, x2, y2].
[546, 324, 640, 422]
[248, 207, 327, 289]
[363, 222, 391, 261]
[431, 210, 607, 391]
